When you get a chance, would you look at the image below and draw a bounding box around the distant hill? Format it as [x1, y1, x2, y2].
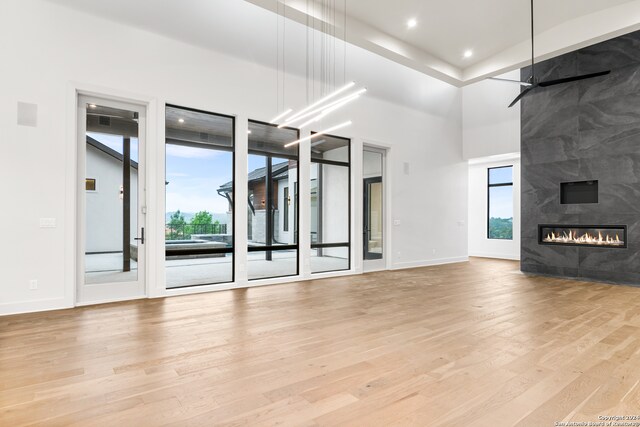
[165, 212, 228, 224]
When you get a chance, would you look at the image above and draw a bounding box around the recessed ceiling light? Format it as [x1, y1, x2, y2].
[247, 130, 252, 134]
[463, 50, 473, 58]
[178, 118, 184, 123]
[89, 104, 97, 108]
[407, 18, 417, 29]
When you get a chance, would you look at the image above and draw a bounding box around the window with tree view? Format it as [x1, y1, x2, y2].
[488, 166, 513, 240]
[165, 105, 234, 288]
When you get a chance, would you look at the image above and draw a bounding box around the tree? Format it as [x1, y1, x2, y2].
[168, 210, 186, 240]
[169, 210, 186, 227]
[190, 211, 213, 235]
[191, 211, 213, 225]
[489, 217, 513, 239]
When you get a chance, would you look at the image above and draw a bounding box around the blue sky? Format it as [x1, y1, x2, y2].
[89, 132, 233, 214]
[489, 186, 513, 219]
[166, 145, 232, 214]
[88, 132, 139, 162]
[489, 166, 514, 219]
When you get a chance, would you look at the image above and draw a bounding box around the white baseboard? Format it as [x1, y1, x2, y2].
[391, 256, 469, 270]
[0, 297, 71, 316]
[469, 252, 520, 261]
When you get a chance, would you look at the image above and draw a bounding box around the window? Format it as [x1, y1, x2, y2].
[165, 105, 234, 288]
[85, 178, 96, 191]
[310, 134, 350, 273]
[247, 120, 299, 281]
[488, 166, 513, 240]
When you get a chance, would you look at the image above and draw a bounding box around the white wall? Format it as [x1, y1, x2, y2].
[462, 70, 521, 159]
[0, 0, 467, 314]
[462, 70, 522, 260]
[468, 157, 521, 260]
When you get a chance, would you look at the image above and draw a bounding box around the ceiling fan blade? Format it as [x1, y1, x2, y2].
[508, 85, 536, 108]
[538, 70, 610, 87]
[488, 77, 532, 87]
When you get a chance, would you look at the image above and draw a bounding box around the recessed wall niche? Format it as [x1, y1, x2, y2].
[560, 180, 598, 204]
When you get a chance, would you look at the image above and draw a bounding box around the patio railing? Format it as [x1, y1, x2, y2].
[165, 223, 228, 240]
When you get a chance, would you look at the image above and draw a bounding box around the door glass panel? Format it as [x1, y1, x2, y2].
[363, 149, 383, 260]
[367, 181, 383, 256]
[84, 104, 140, 284]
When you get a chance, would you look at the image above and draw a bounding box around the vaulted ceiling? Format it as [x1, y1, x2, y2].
[249, 0, 640, 85]
[46, 0, 640, 86]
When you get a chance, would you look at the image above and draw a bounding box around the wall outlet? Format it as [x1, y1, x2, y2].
[394, 219, 401, 226]
[39, 218, 56, 228]
[29, 280, 38, 290]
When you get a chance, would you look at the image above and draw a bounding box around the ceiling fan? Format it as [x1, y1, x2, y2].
[489, 0, 610, 108]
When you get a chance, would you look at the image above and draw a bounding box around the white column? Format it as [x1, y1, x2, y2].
[299, 131, 311, 278]
[351, 137, 364, 274]
[147, 98, 163, 297]
[234, 115, 249, 285]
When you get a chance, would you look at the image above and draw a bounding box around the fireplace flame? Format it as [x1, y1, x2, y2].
[543, 229, 624, 246]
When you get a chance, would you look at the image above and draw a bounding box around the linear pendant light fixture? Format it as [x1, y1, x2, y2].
[279, 87, 366, 128]
[297, 90, 364, 128]
[270, 108, 292, 124]
[269, 0, 361, 147]
[285, 80, 355, 122]
[285, 121, 352, 147]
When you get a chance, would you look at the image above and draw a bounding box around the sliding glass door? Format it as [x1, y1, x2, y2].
[165, 105, 234, 288]
[247, 120, 299, 280]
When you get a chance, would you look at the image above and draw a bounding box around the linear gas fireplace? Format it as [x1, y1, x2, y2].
[539, 225, 627, 248]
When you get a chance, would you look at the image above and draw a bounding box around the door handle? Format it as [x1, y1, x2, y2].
[134, 227, 145, 245]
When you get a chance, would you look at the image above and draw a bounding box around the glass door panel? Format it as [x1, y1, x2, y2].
[364, 177, 383, 260]
[363, 148, 384, 264]
[78, 97, 145, 304]
[84, 105, 140, 283]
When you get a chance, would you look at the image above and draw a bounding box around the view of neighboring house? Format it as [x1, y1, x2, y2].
[218, 160, 298, 246]
[85, 136, 138, 254]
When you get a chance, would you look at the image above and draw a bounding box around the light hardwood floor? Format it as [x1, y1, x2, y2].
[2, 257, 640, 426]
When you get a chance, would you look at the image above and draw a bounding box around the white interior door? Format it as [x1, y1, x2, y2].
[77, 95, 146, 304]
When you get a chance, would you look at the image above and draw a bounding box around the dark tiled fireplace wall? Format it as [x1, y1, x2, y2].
[521, 30, 640, 285]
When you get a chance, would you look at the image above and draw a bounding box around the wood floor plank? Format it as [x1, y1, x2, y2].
[2, 257, 640, 426]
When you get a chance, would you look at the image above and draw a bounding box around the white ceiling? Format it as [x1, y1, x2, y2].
[341, 0, 635, 68]
[45, 0, 640, 86]
[254, 0, 640, 84]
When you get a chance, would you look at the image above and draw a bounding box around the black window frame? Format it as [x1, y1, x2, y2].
[487, 165, 514, 240]
[247, 119, 300, 281]
[310, 133, 351, 274]
[164, 103, 236, 288]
